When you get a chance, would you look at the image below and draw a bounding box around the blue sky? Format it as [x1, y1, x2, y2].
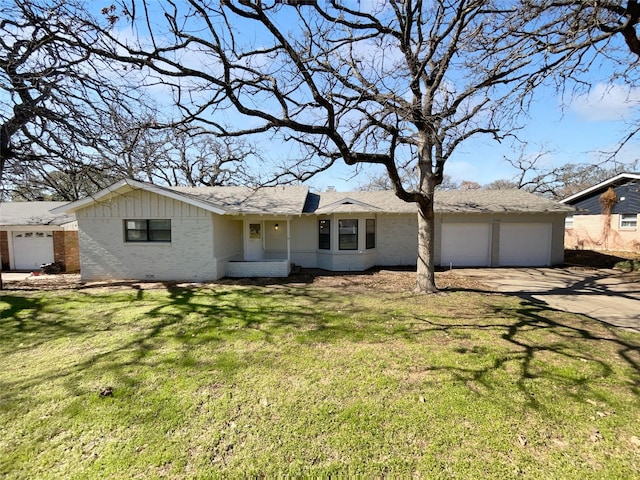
[111, 1, 640, 193]
[307, 85, 640, 191]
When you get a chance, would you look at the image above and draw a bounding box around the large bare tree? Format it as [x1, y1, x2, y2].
[1, 0, 261, 201]
[82, 0, 576, 292]
[0, 0, 152, 185]
[524, 1, 640, 153]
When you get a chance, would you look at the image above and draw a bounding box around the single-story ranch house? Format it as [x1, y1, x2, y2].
[561, 172, 640, 252]
[52, 178, 574, 281]
[0, 202, 79, 272]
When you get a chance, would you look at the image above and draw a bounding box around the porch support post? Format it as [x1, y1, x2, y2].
[287, 218, 291, 263]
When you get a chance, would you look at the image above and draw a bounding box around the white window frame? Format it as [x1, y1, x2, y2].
[338, 219, 358, 250]
[565, 214, 574, 228]
[318, 219, 331, 250]
[124, 219, 172, 243]
[620, 214, 638, 229]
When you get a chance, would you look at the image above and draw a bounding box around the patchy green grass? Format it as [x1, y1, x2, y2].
[1, 284, 639, 478]
[614, 259, 640, 272]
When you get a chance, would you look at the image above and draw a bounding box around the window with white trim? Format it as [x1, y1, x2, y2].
[318, 219, 331, 250]
[124, 219, 172, 242]
[620, 214, 637, 229]
[366, 219, 376, 249]
[339, 219, 358, 250]
[565, 214, 574, 228]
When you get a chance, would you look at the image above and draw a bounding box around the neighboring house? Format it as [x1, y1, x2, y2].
[0, 202, 79, 272]
[561, 172, 640, 253]
[52, 179, 572, 282]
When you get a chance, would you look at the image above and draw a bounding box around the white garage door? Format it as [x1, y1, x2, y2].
[12, 231, 54, 270]
[441, 223, 492, 267]
[499, 223, 551, 266]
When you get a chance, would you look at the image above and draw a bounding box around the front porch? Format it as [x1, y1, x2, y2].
[226, 218, 292, 278]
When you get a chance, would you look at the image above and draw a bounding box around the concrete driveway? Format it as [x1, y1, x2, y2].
[458, 267, 640, 331]
[1, 272, 33, 282]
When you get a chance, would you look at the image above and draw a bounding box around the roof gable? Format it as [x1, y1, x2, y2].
[51, 179, 310, 216]
[51, 179, 230, 215]
[315, 196, 382, 214]
[561, 173, 640, 204]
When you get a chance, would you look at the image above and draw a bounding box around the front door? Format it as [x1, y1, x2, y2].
[245, 222, 263, 260]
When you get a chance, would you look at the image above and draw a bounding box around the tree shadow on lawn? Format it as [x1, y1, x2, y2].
[1, 283, 639, 409]
[0, 285, 363, 399]
[408, 298, 640, 407]
[0, 294, 91, 352]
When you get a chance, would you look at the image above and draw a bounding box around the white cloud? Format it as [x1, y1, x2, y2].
[570, 83, 640, 121]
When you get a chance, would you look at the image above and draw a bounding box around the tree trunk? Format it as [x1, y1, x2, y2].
[415, 196, 437, 294]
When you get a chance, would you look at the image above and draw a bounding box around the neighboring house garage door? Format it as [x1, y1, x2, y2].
[441, 223, 492, 267]
[12, 231, 54, 270]
[499, 223, 551, 266]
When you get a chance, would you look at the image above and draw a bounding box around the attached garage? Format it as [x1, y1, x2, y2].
[441, 223, 492, 267]
[12, 231, 55, 270]
[499, 223, 552, 266]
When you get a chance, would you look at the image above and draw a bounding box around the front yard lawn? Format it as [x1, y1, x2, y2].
[1, 283, 639, 478]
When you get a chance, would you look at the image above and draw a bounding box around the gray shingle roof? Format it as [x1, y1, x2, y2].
[169, 185, 310, 215]
[435, 189, 575, 214]
[308, 189, 574, 214]
[0, 202, 76, 226]
[50, 178, 573, 217]
[311, 191, 410, 213]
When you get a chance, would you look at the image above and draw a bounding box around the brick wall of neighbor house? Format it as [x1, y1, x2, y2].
[53, 230, 80, 272]
[76, 190, 219, 281]
[565, 214, 640, 252]
[0, 231, 9, 270]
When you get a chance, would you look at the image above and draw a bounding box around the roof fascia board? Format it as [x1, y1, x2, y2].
[51, 179, 228, 215]
[561, 173, 640, 204]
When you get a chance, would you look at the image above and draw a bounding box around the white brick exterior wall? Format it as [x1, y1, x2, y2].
[78, 217, 217, 281]
[289, 216, 317, 267]
[376, 214, 418, 266]
[76, 190, 218, 281]
[226, 259, 290, 277]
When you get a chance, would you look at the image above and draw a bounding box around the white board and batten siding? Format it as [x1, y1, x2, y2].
[81, 189, 210, 219]
[76, 189, 218, 282]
